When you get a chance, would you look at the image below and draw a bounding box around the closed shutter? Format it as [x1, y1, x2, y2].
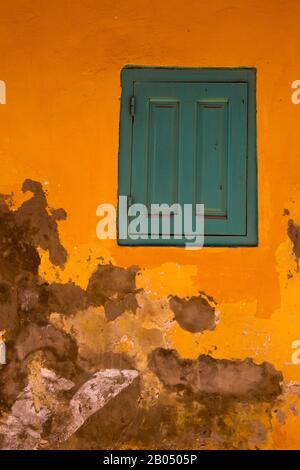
[118, 68, 257, 247]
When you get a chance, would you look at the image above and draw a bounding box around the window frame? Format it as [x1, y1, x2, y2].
[118, 66, 258, 247]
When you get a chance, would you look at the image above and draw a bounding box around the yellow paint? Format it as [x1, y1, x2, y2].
[1, 0, 300, 449]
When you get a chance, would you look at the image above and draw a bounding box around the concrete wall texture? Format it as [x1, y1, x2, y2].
[0, 0, 300, 449]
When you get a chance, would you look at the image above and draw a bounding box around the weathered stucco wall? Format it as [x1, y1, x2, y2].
[1, 0, 300, 449]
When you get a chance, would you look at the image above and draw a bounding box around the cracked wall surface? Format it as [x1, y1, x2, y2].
[1, 0, 300, 450]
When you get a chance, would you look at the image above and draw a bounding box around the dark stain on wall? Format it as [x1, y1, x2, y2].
[149, 348, 283, 401]
[15, 323, 78, 362]
[0, 182, 81, 409]
[16, 179, 68, 268]
[288, 219, 300, 259]
[0, 181, 139, 417]
[169, 294, 217, 333]
[0, 180, 287, 450]
[87, 264, 140, 320]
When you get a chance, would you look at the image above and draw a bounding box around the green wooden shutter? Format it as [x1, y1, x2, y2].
[118, 68, 257, 247]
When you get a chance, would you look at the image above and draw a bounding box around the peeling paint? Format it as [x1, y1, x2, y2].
[0, 181, 293, 449]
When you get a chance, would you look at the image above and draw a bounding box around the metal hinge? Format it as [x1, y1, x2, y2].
[130, 96, 135, 117]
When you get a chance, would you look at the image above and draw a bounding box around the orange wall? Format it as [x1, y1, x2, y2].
[1, 0, 300, 448]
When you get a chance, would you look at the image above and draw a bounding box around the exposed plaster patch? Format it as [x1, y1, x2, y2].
[55, 369, 139, 444]
[0, 367, 74, 450]
[282, 381, 300, 396]
[0, 368, 138, 450]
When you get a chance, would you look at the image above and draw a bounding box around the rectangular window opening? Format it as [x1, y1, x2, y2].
[118, 67, 258, 247]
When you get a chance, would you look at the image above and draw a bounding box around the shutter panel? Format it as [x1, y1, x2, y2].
[130, 81, 247, 239]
